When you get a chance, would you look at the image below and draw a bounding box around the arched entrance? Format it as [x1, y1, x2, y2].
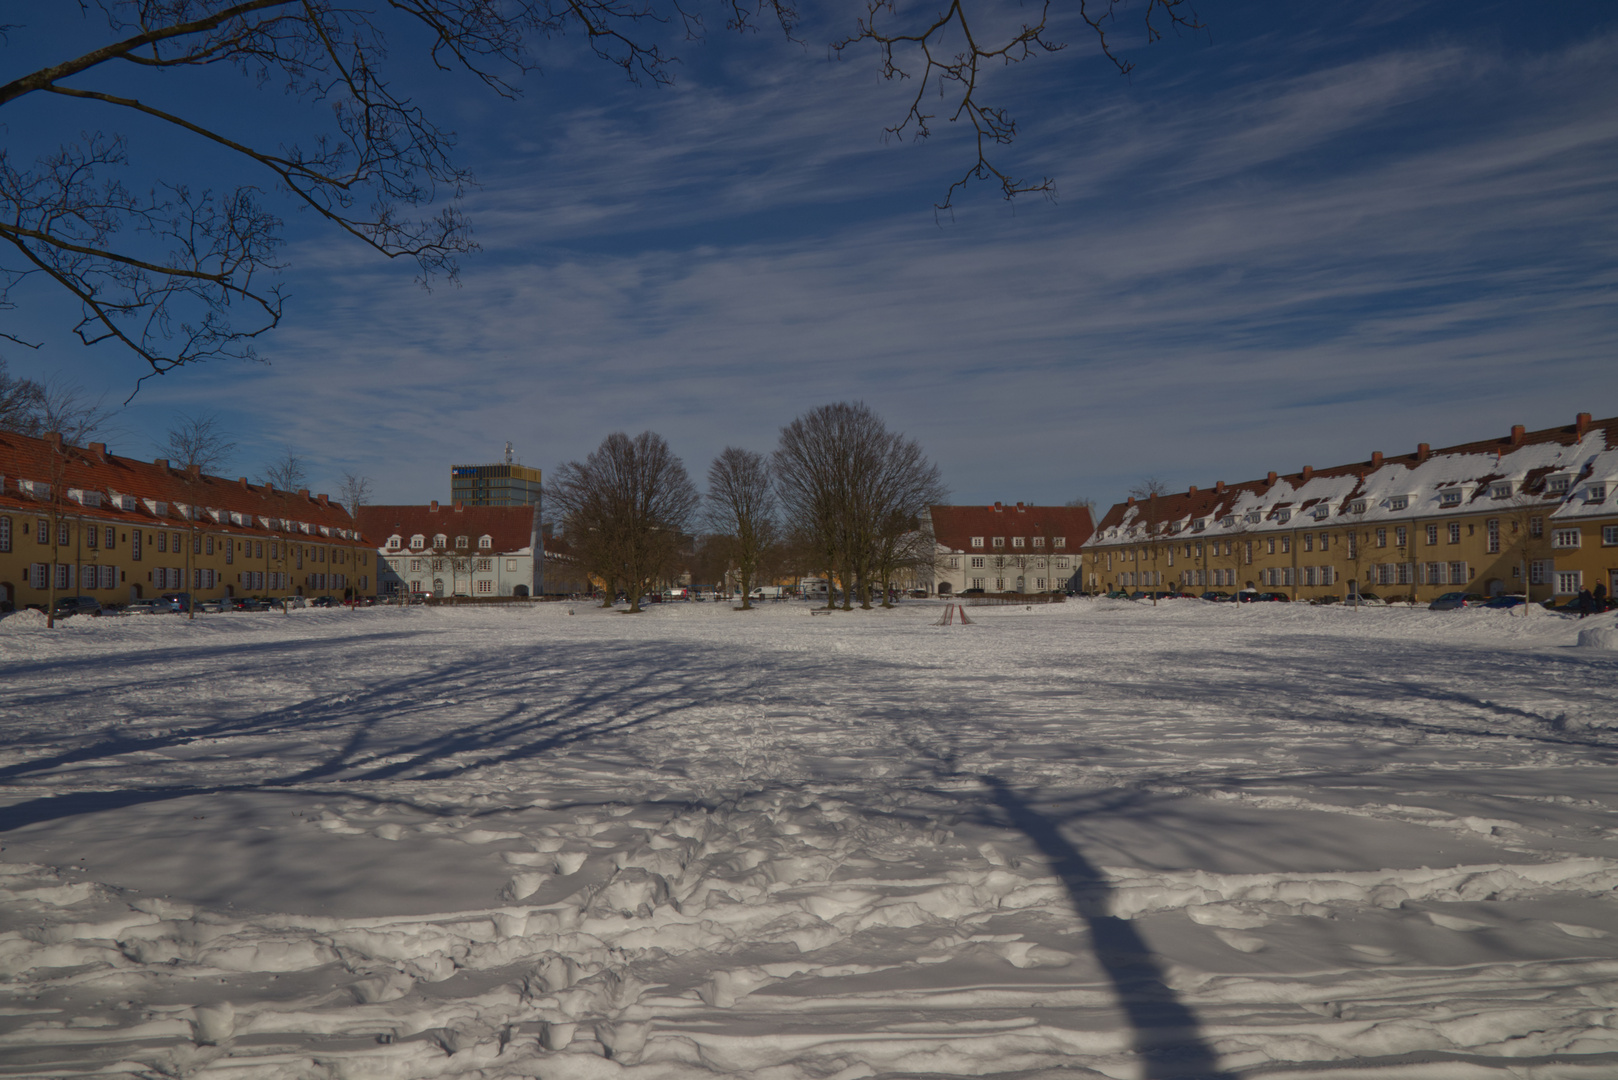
[937, 581, 952, 595]
[433, 578, 445, 597]
[513, 584, 529, 597]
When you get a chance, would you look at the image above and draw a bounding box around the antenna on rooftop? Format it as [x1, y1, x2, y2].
[503, 441, 515, 465]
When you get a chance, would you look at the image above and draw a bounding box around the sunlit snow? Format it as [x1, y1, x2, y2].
[3, 599, 1617, 1079]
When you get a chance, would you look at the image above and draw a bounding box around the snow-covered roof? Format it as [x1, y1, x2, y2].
[1086, 412, 1618, 546]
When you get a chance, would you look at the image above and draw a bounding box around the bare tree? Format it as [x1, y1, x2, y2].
[260, 451, 308, 494]
[1128, 478, 1170, 606]
[160, 412, 236, 474]
[0, 360, 116, 443]
[703, 447, 777, 610]
[338, 472, 374, 520]
[4, 3, 1192, 380]
[551, 432, 698, 613]
[775, 402, 943, 611]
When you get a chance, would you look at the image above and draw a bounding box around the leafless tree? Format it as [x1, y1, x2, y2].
[159, 412, 236, 474]
[835, 0, 1200, 210]
[551, 431, 698, 613]
[260, 451, 308, 494]
[338, 471, 374, 520]
[775, 402, 943, 611]
[703, 447, 776, 610]
[1128, 477, 1170, 606]
[4, 2, 1194, 380]
[1066, 496, 1096, 514]
[0, 360, 116, 444]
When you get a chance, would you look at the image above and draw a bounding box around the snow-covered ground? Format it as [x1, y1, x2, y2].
[3, 598, 1618, 1080]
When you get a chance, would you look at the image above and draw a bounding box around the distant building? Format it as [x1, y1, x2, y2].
[1080, 411, 1618, 603]
[450, 442, 542, 507]
[930, 503, 1095, 595]
[364, 501, 542, 598]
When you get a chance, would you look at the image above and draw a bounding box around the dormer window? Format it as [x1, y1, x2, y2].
[1311, 506, 1329, 520]
[1389, 495, 1408, 511]
[1347, 499, 1367, 514]
[479, 535, 493, 549]
[1547, 475, 1571, 495]
[433, 533, 447, 548]
[1588, 482, 1608, 502]
[1244, 510, 1261, 524]
[410, 534, 425, 549]
[1011, 537, 1025, 548]
[1053, 537, 1065, 548]
[971, 536, 984, 548]
[1439, 489, 1463, 507]
[386, 535, 402, 551]
[1191, 519, 1206, 532]
[992, 537, 1005, 548]
[455, 535, 468, 549]
[1276, 509, 1291, 524]
[1220, 515, 1236, 528]
[1490, 482, 1513, 498]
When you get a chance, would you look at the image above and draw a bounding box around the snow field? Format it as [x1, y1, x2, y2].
[2, 599, 1618, 1079]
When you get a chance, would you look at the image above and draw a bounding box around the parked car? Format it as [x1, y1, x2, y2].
[53, 595, 106, 617]
[1429, 592, 1486, 611]
[1310, 595, 1342, 606]
[1257, 591, 1292, 602]
[123, 599, 165, 615]
[196, 598, 227, 613]
[1483, 595, 1527, 610]
[158, 592, 193, 613]
[309, 595, 337, 608]
[230, 596, 265, 611]
[1346, 592, 1387, 607]
[963, 588, 986, 596]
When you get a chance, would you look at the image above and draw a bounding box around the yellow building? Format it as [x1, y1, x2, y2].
[0, 430, 372, 611]
[1082, 413, 1618, 604]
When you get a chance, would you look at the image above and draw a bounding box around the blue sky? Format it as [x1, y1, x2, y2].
[4, 1, 1616, 510]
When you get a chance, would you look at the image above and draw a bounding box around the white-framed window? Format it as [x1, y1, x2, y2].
[1449, 561, 1469, 585]
[1487, 519, 1500, 554]
[1277, 509, 1291, 524]
[995, 578, 1005, 590]
[1491, 482, 1512, 498]
[1424, 562, 1444, 585]
[1555, 570, 1582, 595]
[1346, 533, 1357, 558]
[1376, 564, 1394, 586]
[992, 537, 1005, 548]
[1426, 524, 1438, 545]
[1603, 525, 1618, 546]
[456, 535, 469, 549]
[386, 535, 402, 550]
[1587, 482, 1608, 502]
[1390, 495, 1409, 511]
[1439, 489, 1462, 507]
[1530, 559, 1551, 585]
[1303, 533, 1314, 552]
[1054, 537, 1066, 548]
[506, 559, 519, 571]
[1055, 557, 1069, 569]
[1398, 562, 1413, 585]
[971, 537, 984, 548]
[1530, 516, 1543, 538]
[476, 558, 493, 572]
[970, 556, 985, 568]
[104, 565, 120, 589]
[1376, 528, 1387, 548]
[479, 535, 493, 549]
[475, 578, 494, 594]
[1448, 523, 1461, 544]
[1311, 506, 1329, 521]
[1321, 566, 1335, 585]
[1305, 566, 1317, 586]
[1031, 536, 1045, 548]
[0, 515, 9, 553]
[1395, 526, 1407, 547]
[1011, 536, 1025, 548]
[1547, 475, 1571, 495]
[1319, 532, 1330, 550]
[1552, 529, 1581, 549]
[1347, 499, 1366, 514]
[1036, 577, 1047, 589]
[410, 534, 425, 549]
[433, 533, 447, 548]
[1245, 510, 1262, 524]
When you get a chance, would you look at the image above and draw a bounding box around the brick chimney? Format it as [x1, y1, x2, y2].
[1216, 480, 1226, 493]
[1576, 412, 1592, 437]
[993, 501, 1003, 511]
[153, 458, 169, 470]
[1266, 471, 1277, 485]
[1301, 466, 1313, 481]
[89, 442, 107, 462]
[1371, 451, 1383, 468]
[298, 488, 309, 500]
[1127, 496, 1136, 507]
[318, 493, 329, 506]
[430, 499, 439, 512]
[1188, 485, 1198, 495]
[1416, 443, 1430, 462]
[187, 463, 200, 479]
[238, 477, 249, 488]
[48, 431, 62, 449]
[1510, 424, 1525, 445]
[454, 500, 465, 512]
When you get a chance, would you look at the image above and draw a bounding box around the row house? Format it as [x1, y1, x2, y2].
[0, 430, 371, 610]
[929, 503, 1095, 595]
[1081, 413, 1618, 603]
[363, 502, 544, 598]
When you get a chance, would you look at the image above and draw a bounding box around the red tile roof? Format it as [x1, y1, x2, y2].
[358, 503, 538, 554]
[0, 429, 363, 540]
[930, 503, 1095, 552]
[1088, 412, 1618, 535]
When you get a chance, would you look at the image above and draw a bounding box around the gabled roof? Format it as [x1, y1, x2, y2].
[0, 429, 363, 541]
[929, 503, 1095, 551]
[359, 503, 537, 554]
[1087, 412, 1618, 543]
